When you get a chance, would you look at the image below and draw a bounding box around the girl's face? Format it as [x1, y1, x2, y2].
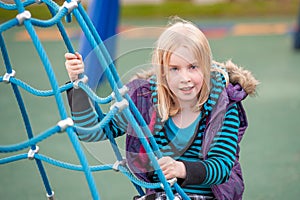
[166, 47, 204, 106]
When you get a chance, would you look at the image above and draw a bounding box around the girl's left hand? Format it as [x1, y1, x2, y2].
[158, 156, 186, 180]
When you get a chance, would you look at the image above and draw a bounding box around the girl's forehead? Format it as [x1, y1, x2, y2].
[169, 47, 197, 64]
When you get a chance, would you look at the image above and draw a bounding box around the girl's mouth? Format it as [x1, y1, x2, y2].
[180, 86, 194, 92]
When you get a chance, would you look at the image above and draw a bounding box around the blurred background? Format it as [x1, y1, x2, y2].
[0, 0, 300, 199]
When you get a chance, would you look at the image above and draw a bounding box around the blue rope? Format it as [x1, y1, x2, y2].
[74, 107, 118, 134]
[0, 153, 28, 164]
[10, 1, 55, 196]
[94, 103, 123, 161]
[0, 0, 191, 199]
[0, 126, 60, 153]
[13, 0, 99, 199]
[31, 8, 68, 27]
[74, 7, 180, 198]
[0, 0, 34, 10]
[47, 4, 75, 53]
[70, 7, 176, 198]
[78, 82, 113, 104]
[35, 154, 113, 171]
[0, 77, 111, 103]
[1, 77, 73, 96]
[0, 34, 13, 71]
[0, 18, 19, 33]
[73, 6, 184, 198]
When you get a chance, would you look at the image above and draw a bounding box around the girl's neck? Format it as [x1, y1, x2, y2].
[172, 108, 200, 129]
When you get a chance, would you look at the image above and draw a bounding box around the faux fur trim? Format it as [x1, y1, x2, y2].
[214, 60, 259, 96]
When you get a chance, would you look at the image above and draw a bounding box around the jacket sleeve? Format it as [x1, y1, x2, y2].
[181, 103, 240, 186]
[66, 87, 127, 142]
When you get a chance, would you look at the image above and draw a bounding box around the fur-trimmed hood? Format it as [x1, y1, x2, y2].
[214, 60, 259, 96]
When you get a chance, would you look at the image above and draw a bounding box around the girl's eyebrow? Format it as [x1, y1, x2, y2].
[168, 64, 179, 67]
[168, 62, 198, 67]
[190, 60, 198, 65]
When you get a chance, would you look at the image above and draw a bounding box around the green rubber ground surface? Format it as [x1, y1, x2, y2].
[1, 17, 300, 199]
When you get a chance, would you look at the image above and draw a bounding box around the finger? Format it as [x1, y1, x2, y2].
[75, 52, 83, 61]
[159, 164, 168, 172]
[158, 159, 168, 170]
[66, 59, 83, 66]
[157, 158, 164, 165]
[65, 52, 78, 60]
[66, 67, 84, 76]
[68, 69, 84, 81]
[66, 64, 83, 73]
[158, 157, 173, 166]
[157, 157, 170, 165]
[65, 61, 84, 70]
[165, 174, 174, 180]
[162, 170, 173, 180]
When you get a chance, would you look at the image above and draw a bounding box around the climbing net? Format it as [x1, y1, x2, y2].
[0, 0, 190, 199]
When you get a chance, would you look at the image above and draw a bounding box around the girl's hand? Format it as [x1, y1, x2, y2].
[65, 52, 84, 81]
[157, 156, 186, 180]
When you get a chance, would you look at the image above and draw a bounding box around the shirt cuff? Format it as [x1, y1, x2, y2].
[180, 160, 206, 186]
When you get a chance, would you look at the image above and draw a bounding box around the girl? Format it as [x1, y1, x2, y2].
[65, 18, 258, 200]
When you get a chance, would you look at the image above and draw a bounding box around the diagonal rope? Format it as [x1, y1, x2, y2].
[0, 0, 191, 199]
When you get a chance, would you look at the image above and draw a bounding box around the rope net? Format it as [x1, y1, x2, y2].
[0, 1, 190, 199]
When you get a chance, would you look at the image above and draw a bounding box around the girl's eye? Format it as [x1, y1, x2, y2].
[169, 67, 178, 71]
[190, 65, 198, 70]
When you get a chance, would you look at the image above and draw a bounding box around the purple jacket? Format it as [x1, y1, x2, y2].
[206, 83, 248, 200]
[125, 79, 248, 200]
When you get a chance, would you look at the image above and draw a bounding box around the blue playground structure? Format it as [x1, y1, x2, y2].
[0, 0, 191, 199]
[79, 0, 120, 90]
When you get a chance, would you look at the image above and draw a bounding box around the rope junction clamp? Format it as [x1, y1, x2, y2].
[160, 177, 177, 189]
[3, 70, 16, 83]
[110, 99, 129, 112]
[60, 0, 80, 14]
[16, 10, 31, 25]
[73, 75, 88, 89]
[28, 146, 40, 160]
[57, 117, 74, 132]
[35, 0, 42, 4]
[46, 191, 55, 200]
[111, 86, 129, 99]
[112, 158, 126, 171]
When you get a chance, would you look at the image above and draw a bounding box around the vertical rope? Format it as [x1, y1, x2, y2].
[22, 15, 100, 200]
[0, 0, 191, 199]
[9, 0, 54, 197]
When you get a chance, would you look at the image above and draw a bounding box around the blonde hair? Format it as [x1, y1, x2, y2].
[152, 17, 212, 121]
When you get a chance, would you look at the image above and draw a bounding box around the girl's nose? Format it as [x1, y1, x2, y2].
[180, 69, 191, 82]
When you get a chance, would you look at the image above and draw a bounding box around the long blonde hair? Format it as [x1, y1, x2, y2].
[152, 17, 212, 121]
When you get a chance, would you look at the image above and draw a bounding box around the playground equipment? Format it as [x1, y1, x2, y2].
[0, 0, 190, 199]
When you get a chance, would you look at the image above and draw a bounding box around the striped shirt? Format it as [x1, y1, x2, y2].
[67, 69, 240, 197]
[148, 72, 239, 197]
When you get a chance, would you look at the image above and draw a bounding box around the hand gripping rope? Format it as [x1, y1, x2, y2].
[0, 0, 191, 199]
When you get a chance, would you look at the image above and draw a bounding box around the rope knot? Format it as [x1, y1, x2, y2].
[57, 117, 74, 132]
[3, 70, 16, 83]
[110, 99, 129, 112]
[16, 10, 31, 25]
[28, 146, 39, 160]
[111, 86, 129, 99]
[61, 0, 79, 14]
[73, 75, 88, 89]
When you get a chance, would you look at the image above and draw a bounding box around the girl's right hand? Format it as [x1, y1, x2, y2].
[65, 52, 84, 82]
